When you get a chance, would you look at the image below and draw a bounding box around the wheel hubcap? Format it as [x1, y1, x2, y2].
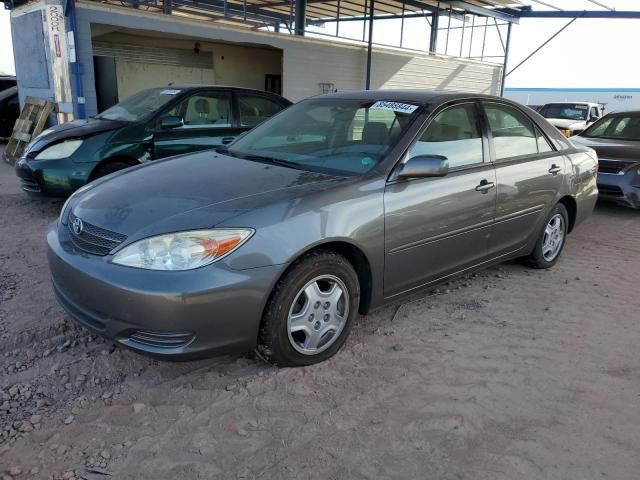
[542, 213, 565, 261]
[287, 275, 349, 355]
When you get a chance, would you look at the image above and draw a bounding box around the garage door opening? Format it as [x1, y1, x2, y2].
[90, 27, 283, 112]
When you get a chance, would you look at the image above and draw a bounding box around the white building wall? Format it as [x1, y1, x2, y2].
[372, 50, 502, 94]
[504, 88, 640, 112]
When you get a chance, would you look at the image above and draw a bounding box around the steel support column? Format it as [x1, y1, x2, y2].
[294, 0, 306, 35]
[499, 22, 512, 96]
[429, 5, 439, 53]
[65, 0, 86, 119]
[365, 0, 375, 89]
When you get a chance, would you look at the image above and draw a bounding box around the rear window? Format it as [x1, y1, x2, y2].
[582, 114, 640, 140]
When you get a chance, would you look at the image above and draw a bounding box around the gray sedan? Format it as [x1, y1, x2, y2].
[48, 91, 598, 366]
[571, 111, 640, 209]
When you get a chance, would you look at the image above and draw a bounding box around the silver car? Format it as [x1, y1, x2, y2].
[571, 111, 640, 209]
[48, 91, 598, 366]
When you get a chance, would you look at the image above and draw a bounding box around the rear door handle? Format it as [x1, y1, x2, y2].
[549, 164, 562, 175]
[475, 179, 495, 193]
[222, 137, 235, 145]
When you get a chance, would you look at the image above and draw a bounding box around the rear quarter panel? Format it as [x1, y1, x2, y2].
[564, 147, 599, 226]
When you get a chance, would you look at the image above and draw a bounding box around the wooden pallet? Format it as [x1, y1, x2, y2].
[3, 96, 52, 165]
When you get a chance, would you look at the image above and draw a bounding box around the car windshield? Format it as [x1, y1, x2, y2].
[95, 87, 182, 122]
[582, 113, 640, 140]
[227, 98, 422, 175]
[539, 103, 589, 121]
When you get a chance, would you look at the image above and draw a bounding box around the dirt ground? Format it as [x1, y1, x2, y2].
[0, 145, 639, 480]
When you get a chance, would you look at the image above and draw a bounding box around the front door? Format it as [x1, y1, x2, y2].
[481, 101, 566, 256]
[384, 102, 497, 299]
[152, 90, 244, 158]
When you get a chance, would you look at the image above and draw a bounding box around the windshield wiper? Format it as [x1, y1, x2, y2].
[231, 152, 305, 171]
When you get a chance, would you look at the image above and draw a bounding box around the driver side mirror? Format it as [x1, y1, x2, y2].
[397, 155, 449, 179]
[160, 115, 184, 130]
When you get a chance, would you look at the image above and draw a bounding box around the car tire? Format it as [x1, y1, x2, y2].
[524, 203, 569, 269]
[93, 161, 134, 179]
[258, 250, 360, 367]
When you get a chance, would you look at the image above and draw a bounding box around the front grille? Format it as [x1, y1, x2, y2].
[597, 184, 624, 197]
[20, 178, 41, 193]
[67, 211, 127, 256]
[128, 330, 195, 350]
[598, 160, 633, 175]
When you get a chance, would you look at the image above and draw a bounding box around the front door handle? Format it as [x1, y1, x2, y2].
[548, 164, 562, 175]
[475, 179, 495, 193]
[222, 137, 235, 145]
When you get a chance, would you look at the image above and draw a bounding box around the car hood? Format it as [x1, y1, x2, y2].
[571, 136, 640, 163]
[545, 118, 587, 130]
[72, 150, 346, 239]
[26, 118, 126, 155]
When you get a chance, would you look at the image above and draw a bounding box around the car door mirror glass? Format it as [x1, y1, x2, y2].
[398, 155, 449, 179]
[160, 116, 184, 130]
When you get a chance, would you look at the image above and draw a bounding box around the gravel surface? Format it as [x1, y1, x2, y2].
[1, 146, 639, 479]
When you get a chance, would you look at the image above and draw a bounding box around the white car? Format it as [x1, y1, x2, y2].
[538, 102, 604, 137]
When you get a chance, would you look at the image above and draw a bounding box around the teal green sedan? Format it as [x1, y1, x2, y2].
[15, 86, 291, 196]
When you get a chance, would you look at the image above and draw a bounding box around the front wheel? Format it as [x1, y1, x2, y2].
[92, 161, 135, 180]
[524, 203, 569, 269]
[258, 251, 360, 367]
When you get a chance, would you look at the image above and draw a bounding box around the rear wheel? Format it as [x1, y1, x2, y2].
[258, 251, 360, 367]
[524, 203, 569, 269]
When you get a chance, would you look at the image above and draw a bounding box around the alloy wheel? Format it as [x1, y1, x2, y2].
[542, 213, 565, 262]
[287, 275, 349, 355]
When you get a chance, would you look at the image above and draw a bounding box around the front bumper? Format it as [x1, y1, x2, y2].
[597, 171, 640, 209]
[48, 224, 283, 359]
[15, 156, 92, 197]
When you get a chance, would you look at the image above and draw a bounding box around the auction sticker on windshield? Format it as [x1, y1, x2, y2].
[161, 89, 182, 95]
[371, 101, 419, 114]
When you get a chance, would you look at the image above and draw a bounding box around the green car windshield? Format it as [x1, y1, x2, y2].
[96, 87, 183, 122]
[227, 99, 422, 175]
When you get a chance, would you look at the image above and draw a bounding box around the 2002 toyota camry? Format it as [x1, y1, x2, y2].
[48, 91, 598, 366]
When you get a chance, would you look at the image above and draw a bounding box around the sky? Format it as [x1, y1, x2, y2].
[1, 0, 639, 88]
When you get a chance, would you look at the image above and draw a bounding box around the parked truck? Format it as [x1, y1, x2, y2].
[538, 101, 605, 137]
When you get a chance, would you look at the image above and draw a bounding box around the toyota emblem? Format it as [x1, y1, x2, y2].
[72, 217, 84, 235]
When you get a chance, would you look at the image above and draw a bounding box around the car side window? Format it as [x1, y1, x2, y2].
[164, 92, 232, 129]
[537, 129, 554, 153]
[408, 103, 483, 169]
[484, 104, 539, 160]
[238, 94, 283, 128]
[590, 107, 599, 119]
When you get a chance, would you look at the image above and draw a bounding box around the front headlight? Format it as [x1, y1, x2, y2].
[35, 140, 83, 160]
[111, 229, 254, 271]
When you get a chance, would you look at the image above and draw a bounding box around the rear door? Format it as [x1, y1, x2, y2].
[481, 101, 565, 256]
[152, 89, 244, 158]
[236, 92, 289, 130]
[384, 101, 497, 298]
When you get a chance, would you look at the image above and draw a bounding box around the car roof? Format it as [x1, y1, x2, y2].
[310, 89, 512, 107]
[149, 85, 291, 102]
[157, 85, 278, 94]
[542, 101, 600, 106]
[604, 110, 640, 116]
